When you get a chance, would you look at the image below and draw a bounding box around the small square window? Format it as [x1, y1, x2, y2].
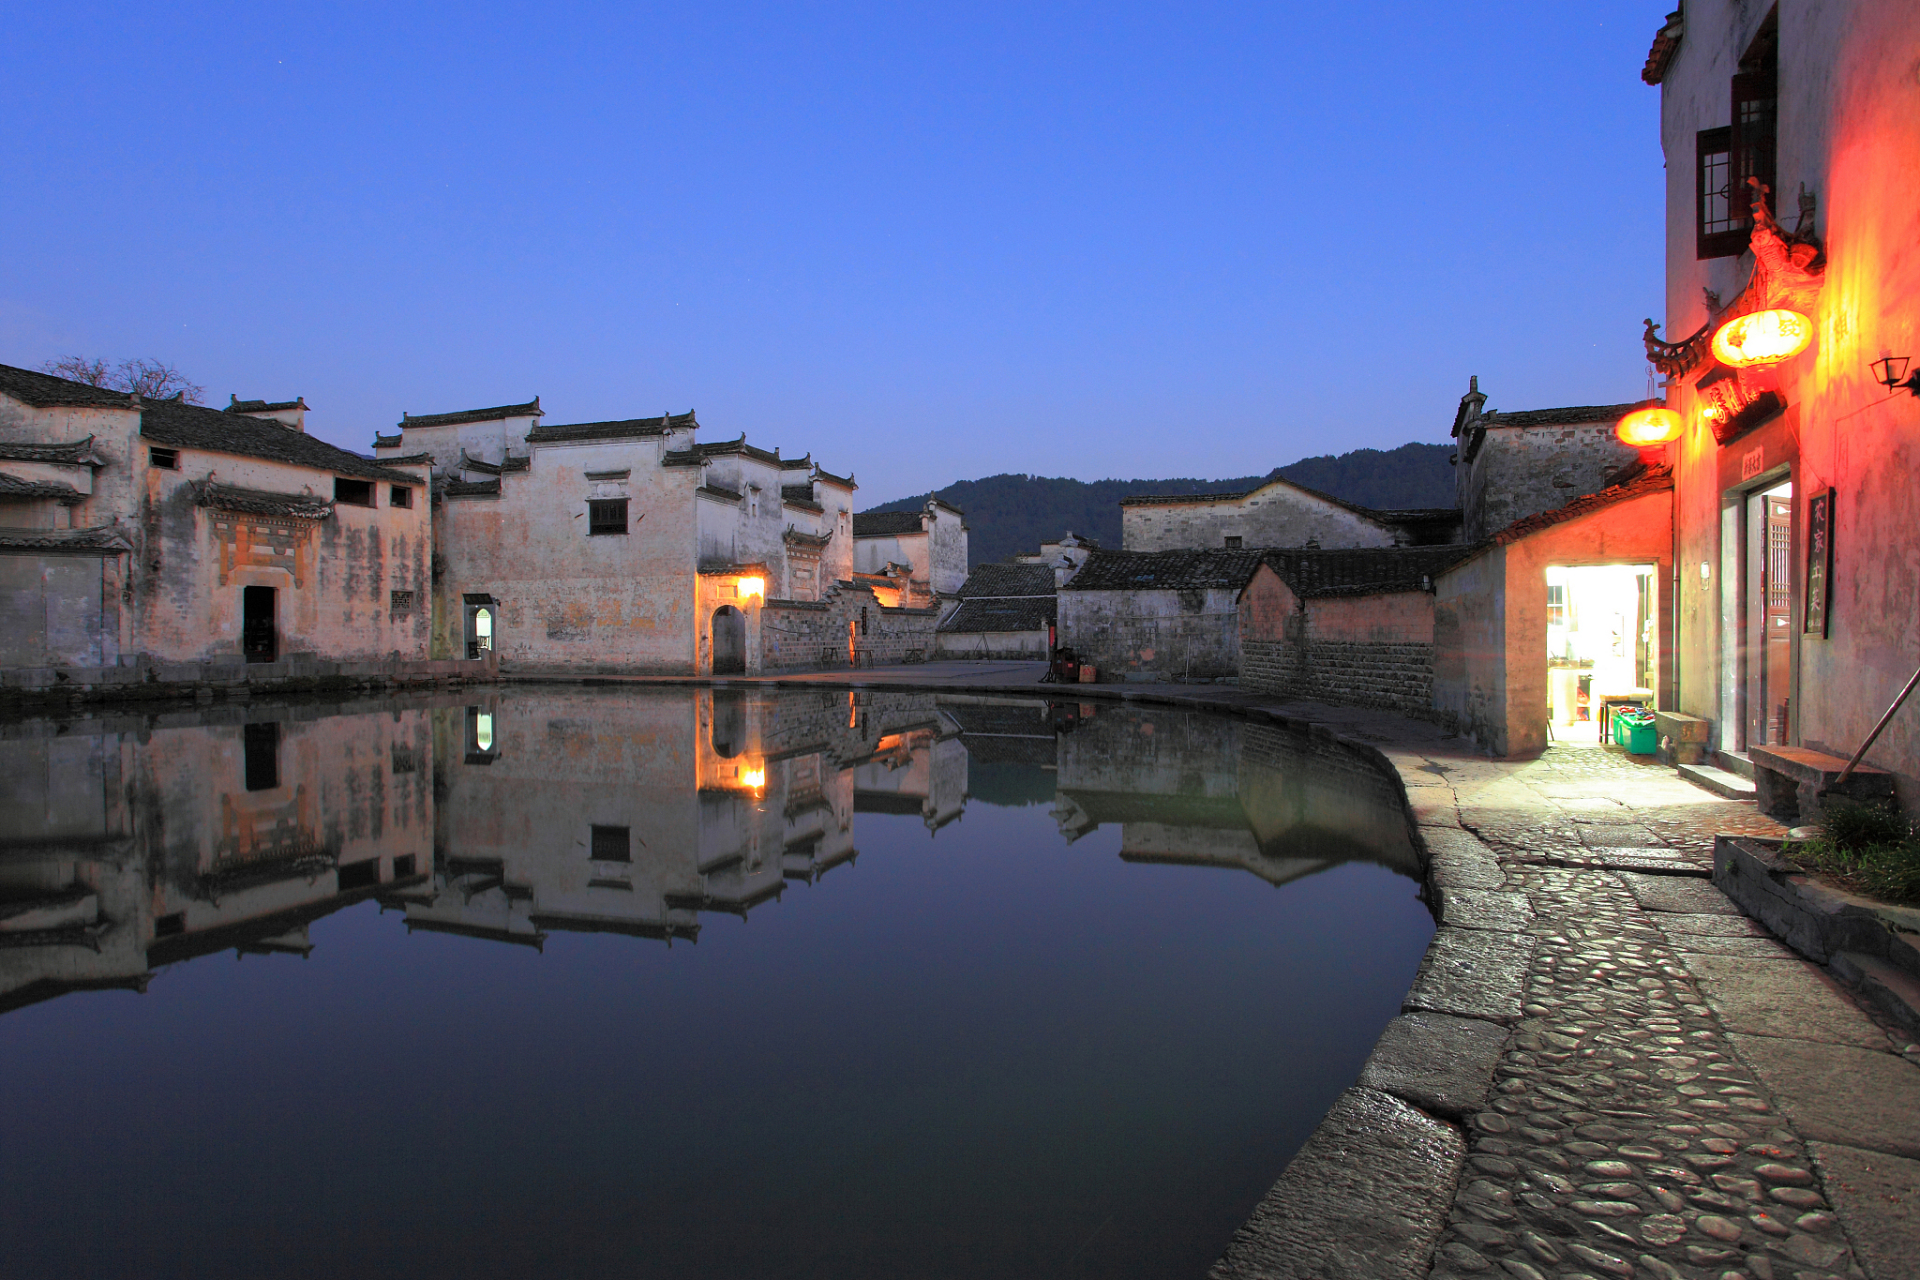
[590, 825, 632, 862]
[390, 485, 413, 508]
[1223, 535, 1243, 549]
[150, 447, 179, 470]
[335, 478, 375, 507]
[390, 589, 415, 612]
[588, 498, 628, 535]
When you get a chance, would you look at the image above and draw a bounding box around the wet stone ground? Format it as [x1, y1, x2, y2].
[1431, 865, 1860, 1280]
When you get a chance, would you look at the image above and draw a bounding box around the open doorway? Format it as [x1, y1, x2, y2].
[1747, 479, 1795, 747]
[242, 586, 277, 663]
[712, 606, 746, 674]
[1546, 564, 1657, 744]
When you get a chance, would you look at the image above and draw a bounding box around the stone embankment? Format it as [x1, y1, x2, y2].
[0, 653, 499, 709]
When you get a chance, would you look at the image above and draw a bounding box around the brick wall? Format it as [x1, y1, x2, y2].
[1241, 633, 1436, 717]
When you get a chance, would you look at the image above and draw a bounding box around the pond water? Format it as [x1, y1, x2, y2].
[0, 688, 1433, 1280]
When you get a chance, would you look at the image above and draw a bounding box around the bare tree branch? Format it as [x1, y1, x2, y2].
[39, 355, 206, 404]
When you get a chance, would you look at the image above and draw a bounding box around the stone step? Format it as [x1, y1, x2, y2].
[1831, 950, 1920, 1043]
[1715, 750, 1756, 780]
[1680, 762, 1758, 800]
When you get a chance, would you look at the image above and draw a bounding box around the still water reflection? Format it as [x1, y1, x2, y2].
[0, 689, 1432, 1280]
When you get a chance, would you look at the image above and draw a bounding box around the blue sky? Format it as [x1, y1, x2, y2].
[1, 2, 1669, 505]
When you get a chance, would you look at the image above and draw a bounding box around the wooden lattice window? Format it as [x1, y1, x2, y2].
[588, 498, 628, 535]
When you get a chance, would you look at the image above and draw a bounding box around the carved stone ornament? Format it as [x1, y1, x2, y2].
[1643, 182, 1825, 378]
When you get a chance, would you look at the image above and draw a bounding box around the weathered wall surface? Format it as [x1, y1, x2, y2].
[1458, 423, 1643, 542]
[0, 553, 122, 667]
[1239, 566, 1437, 715]
[932, 627, 1048, 659]
[1057, 587, 1242, 681]
[761, 584, 938, 669]
[436, 438, 700, 670]
[1123, 483, 1395, 552]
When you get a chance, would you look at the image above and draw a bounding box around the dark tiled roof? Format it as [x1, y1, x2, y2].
[139, 400, 415, 482]
[814, 466, 855, 490]
[930, 497, 965, 516]
[784, 528, 832, 548]
[696, 484, 742, 502]
[696, 437, 781, 466]
[661, 450, 705, 467]
[784, 497, 824, 513]
[371, 432, 404, 449]
[381, 452, 434, 466]
[1260, 546, 1472, 599]
[939, 597, 1057, 633]
[853, 510, 922, 537]
[401, 398, 542, 429]
[780, 454, 812, 470]
[1479, 403, 1647, 428]
[227, 396, 305, 414]
[192, 482, 335, 520]
[1642, 8, 1684, 85]
[0, 436, 108, 466]
[444, 478, 501, 498]
[0, 472, 82, 502]
[1372, 508, 1462, 524]
[956, 563, 1056, 598]
[0, 525, 131, 553]
[458, 453, 530, 476]
[527, 413, 689, 443]
[0, 363, 137, 409]
[1062, 548, 1265, 592]
[781, 483, 815, 504]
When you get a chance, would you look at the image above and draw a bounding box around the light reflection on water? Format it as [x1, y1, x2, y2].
[0, 689, 1432, 1280]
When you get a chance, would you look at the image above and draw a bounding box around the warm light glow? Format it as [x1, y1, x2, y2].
[1711, 309, 1813, 368]
[737, 576, 765, 599]
[1700, 402, 1723, 422]
[1614, 407, 1682, 446]
[741, 767, 765, 789]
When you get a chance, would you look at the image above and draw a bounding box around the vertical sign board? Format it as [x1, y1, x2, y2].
[1804, 488, 1833, 637]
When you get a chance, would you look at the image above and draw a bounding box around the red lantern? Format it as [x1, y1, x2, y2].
[1615, 407, 1682, 447]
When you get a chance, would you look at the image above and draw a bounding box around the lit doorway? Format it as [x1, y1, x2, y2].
[1546, 564, 1657, 744]
[712, 606, 746, 675]
[1745, 479, 1795, 748]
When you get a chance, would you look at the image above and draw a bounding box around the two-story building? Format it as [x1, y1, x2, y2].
[1641, 0, 1920, 814]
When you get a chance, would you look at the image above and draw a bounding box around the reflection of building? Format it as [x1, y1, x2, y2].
[0, 704, 432, 1013]
[1052, 703, 1419, 886]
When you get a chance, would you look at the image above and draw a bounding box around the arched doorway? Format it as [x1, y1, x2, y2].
[712, 606, 746, 674]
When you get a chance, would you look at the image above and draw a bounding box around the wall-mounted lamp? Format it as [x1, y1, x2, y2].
[1871, 356, 1920, 397]
[1711, 308, 1813, 368]
[737, 576, 766, 600]
[1615, 406, 1682, 446]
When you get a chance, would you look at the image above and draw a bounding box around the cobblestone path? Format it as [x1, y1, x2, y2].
[1422, 744, 1915, 1280]
[1431, 865, 1861, 1280]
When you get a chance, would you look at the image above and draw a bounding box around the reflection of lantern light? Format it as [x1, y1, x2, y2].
[1615, 407, 1682, 446]
[738, 576, 765, 599]
[741, 767, 765, 789]
[475, 713, 494, 751]
[1711, 309, 1812, 367]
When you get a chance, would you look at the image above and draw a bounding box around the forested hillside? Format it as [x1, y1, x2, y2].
[865, 442, 1454, 567]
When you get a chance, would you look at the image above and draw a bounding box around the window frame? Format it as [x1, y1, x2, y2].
[334, 477, 376, 507]
[1696, 126, 1744, 259]
[389, 484, 413, 508]
[587, 497, 629, 535]
[149, 446, 179, 470]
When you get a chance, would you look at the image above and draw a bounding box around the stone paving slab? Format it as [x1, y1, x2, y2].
[1422, 828, 1507, 891]
[1358, 1012, 1511, 1121]
[1435, 888, 1535, 934]
[1618, 870, 1746, 916]
[1731, 1034, 1920, 1160]
[1403, 928, 1536, 1026]
[1210, 1086, 1464, 1280]
[1515, 849, 1714, 876]
[1807, 1141, 1920, 1280]
[1656, 911, 1776, 938]
[1682, 955, 1890, 1048]
[1659, 932, 1802, 960]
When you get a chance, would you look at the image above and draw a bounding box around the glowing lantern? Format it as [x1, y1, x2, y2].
[1615, 406, 1682, 447]
[737, 576, 765, 600]
[741, 767, 766, 790]
[1711, 309, 1812, 368]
